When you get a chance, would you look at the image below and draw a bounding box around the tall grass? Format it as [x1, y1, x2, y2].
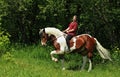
[0, 44, 120, 77]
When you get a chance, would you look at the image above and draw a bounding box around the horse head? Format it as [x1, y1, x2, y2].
[39, 28, 48, 46]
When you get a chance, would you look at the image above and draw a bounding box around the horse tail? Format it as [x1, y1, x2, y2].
[94, 38, 112, 61]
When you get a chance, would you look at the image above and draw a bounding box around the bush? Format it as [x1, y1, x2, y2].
[1, 52, 15, 62]
[111, 46, 120, 63]
[0, 27, 10, 55]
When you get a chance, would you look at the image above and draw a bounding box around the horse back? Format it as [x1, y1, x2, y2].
[70, 34, 96, 51]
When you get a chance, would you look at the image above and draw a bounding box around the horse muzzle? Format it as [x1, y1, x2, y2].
[41, 42, 47, 46]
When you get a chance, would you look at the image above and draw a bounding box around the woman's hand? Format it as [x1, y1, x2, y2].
[62, 30, 66, 33]
[66, 30, 69, 33]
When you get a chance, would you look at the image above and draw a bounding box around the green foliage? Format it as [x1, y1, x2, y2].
[0, 0, 119, 47]
[1, 52, 15, 62]
[0, 27, 10, 54]
[111, 46, 120, 62]
[0, 45, 120, 77]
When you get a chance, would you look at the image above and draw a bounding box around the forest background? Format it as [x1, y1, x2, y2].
[0, 0, 119, 47]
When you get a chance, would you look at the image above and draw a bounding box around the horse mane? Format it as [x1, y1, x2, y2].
[45, 27, 64, 37]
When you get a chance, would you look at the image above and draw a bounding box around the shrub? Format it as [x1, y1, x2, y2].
[0, 27, 10, 55]
[1, 52, 15, 62]
[111, 46, 120, 63]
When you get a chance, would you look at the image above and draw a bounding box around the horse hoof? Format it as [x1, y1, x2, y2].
[80, 69, 84, 72]
[87, 70, 91, 72]
[52, 58, 58, 62]
[62, 67, 65, 70]
[54, 58, 58, 62]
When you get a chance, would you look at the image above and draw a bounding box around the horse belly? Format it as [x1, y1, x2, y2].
[70, 37, 85, 52]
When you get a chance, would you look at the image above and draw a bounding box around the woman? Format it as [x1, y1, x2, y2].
[63, 15, 78, 51]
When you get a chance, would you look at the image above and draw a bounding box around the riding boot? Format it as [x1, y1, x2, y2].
[66, 40, 70, 51]
[66, 35, 73, 51]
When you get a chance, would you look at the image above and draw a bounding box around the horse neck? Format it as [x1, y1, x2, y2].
[45, 27, 63, 38]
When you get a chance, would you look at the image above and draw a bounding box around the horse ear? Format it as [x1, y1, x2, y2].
[43, 28, 45, 32]
[39, 29, 43, 35]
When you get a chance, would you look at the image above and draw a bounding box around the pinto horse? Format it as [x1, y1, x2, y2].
[39, 27, 112, 72]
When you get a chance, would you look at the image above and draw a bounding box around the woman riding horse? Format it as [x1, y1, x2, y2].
[63, 15, 78, 51]
[39, 27, 112, 72]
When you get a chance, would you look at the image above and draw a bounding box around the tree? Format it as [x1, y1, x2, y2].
[0, 0, 119, 48]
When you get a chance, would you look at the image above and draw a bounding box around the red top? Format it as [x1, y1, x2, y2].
[68, 22, 78, 36]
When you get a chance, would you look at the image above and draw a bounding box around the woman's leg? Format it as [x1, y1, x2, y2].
[66, 35, 73, 51]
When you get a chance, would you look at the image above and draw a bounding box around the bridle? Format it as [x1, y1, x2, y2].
[40, 28, 67, 43]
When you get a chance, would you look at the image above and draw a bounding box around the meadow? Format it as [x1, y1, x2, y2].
[0, 44, 120, 77]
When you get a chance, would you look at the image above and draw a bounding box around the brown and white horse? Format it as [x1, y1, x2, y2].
[39, 27, 112, 72]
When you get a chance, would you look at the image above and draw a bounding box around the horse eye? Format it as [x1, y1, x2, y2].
[42, 36, 45, 38]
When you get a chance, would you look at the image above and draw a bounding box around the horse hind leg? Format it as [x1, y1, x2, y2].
[87, 52, 93, 72]
[81, 56, 87, 71]
[88, 58, 92, 72]
[81, 55, 92, 72]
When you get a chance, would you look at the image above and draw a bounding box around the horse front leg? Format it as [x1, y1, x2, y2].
[59, 54, 65, 70]
[50, 50, 58, 62]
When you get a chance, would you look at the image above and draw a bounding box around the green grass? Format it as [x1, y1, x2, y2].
[0, 45, 120, 77]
